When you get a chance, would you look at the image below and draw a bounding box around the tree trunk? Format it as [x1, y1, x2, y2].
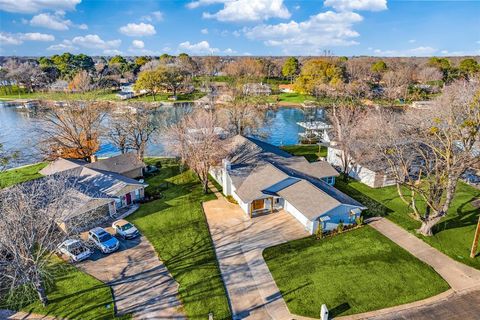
[442, 174, 458, 214]
[417, 216, 443, 236]
[34, 275, 48, 306]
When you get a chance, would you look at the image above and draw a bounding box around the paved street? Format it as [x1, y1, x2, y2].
[368, 289, 480, 320]
[78, 235, 185, 319]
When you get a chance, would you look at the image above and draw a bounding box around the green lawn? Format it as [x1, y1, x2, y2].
[1, 257, 119, 320]
[280, 145, 327, 162]
[276, 93, 316, 104]
[282, 145, 480, 270]
[264, 226, 449, 318]
[0, 162, 47, 188]
[334, 178, 480, 269]
[0, 89, 206, 103]
[129, 159, 231, 319]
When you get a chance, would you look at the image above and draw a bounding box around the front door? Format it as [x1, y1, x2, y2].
[126, 193, 132, 205]
[252, 199, 265, 211]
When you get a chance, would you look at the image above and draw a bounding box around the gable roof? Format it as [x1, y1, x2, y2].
[224, 135, 364, 217]
[39, 153, 145, 177]
[86, 153, 145, 174]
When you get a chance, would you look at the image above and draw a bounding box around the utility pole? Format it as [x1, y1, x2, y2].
[470, 214, 480, 259]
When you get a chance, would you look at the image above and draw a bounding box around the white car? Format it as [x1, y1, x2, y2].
[58, 239, 92, 262]
[112, 220, 140, 239]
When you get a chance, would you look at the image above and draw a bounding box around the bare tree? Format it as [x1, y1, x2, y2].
[122, 107, 158, 160]
[327, 103, 367, 180]
[68, 70, 91, 93]
[382, 69, 410, 100]
[40, 102, 108, 160]
[168, 109, 226, 193]
[0, 174, 93, 306]
[416, 66, 443, 84]
[370, 78, 480, 235]
[107, 116, 130, 154]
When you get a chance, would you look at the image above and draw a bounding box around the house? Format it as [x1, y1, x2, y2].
[327, 144, 396, 188]
[38, 153, 148, 232]
[210, 136, 365, 234]
[243, 83, 272, 96]
[278, 84, 295, 93]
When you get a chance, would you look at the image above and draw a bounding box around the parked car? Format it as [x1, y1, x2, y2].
[112, 219, 140, 239]
[58, 239, 92, 262]
[88, 227, 120, 254]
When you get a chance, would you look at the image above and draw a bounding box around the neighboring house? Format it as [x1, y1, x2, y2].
[243, 83, 272, 96]
[210, 136, 365, 234]
[327, 145, 396, 188]
[38, 153, 148, 232]
[49, 80, 69, 92]
[278, 84, 295, 93]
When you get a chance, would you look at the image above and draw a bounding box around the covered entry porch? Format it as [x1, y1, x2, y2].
[248, 197, 284, 217]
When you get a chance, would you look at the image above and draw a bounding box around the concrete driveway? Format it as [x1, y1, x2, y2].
[203, 195, 308, 320]
[78, 236, 185, 319]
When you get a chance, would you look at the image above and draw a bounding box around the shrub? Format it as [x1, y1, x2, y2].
[355, 216, 364, 226]
[226, 195, 238, 204]
[337, 220, 344, 233]
[315, 223, 323, 239]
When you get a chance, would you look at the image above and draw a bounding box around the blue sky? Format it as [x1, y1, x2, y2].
[0, 0, 479, 56]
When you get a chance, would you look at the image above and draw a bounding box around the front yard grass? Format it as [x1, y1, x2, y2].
[129, 159, 231, 319]
[2, 257, 118, 320]
[280, 145, 327, 162]
[264, 226, 449, 318]
[282, 145, 480, 270]
[334, 178, 480, 270]
[0, 162, 46, 188]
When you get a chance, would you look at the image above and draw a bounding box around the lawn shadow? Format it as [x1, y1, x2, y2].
[329, 302, 351, 317]
[433, 197, 480, 233]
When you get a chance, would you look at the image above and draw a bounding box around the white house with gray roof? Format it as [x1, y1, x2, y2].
[210, 136, 366, 234]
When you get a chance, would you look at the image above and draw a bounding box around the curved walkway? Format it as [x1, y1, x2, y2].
[78, 236, 185, 319]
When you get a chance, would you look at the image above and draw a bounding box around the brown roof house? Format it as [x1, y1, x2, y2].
[210, 136, 366, 234]
[39, 153, 148, 231]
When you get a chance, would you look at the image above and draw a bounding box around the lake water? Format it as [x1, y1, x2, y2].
[0, 102, 322, 166]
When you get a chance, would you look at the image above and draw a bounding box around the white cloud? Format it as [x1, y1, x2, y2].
[30, 12, 71, 30]
[0, 0, 80, 13]
[178, 40, 219, 54]
[132, 40, 145, 49]
[201, 0, 291, 22]
[119, 23, 156, 36]
[186, 0, 224, 9]
[439, 49, 480, 56]
[0, 33, 22, 45]
[408, 39, 416, 43]
[104, 49, 123, 55]
[0, 32, 55, 45]
[201, 28, 209, 34]
[324, 0, 387, 12]
[372, 46, 437, 57]
[224, 48, 236, 54]
[244, 11, 363, 54]
[71, 34, 121, 50]
[142, 11, 164, 22]
[30, 12, 87, 31]
[47, 42, 76, 51]
[20, 32, 55, 41]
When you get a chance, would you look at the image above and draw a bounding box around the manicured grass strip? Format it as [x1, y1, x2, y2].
[129, 161, 231, 319]
[0, 90, 206, 103]
[281, 145, 327, 162]
[0, 162, 47, 188]
[264, 226, 450, 318]
[7, 258, 117, 320]
[334, 179, 480, 270]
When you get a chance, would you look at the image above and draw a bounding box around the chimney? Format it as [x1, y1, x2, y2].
[90, 155, 98, 163]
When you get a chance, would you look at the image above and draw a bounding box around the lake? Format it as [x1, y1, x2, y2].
[0, 102, 322, 167]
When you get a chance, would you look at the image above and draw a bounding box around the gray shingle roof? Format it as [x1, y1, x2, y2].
[225, 135, 364, 214]
[86, 153, 145, 175]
